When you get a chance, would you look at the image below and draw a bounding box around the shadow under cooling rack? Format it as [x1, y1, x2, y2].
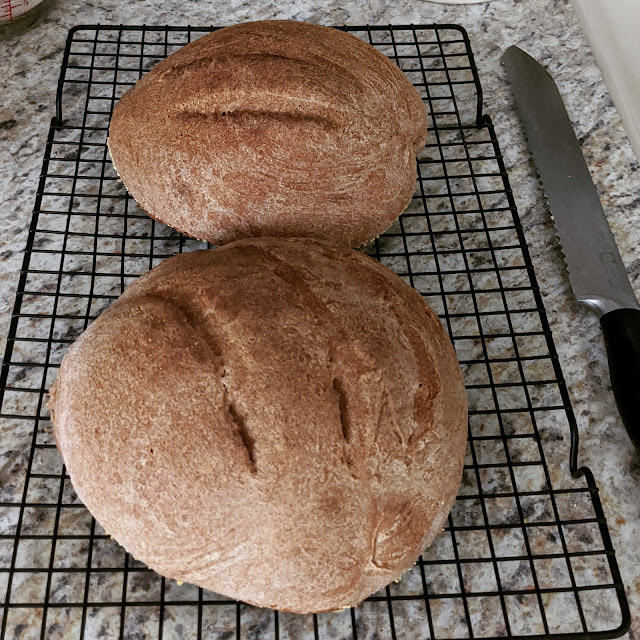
[0, 23, 630, 640]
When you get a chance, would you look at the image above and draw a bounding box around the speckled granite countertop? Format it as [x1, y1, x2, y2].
[1, 0, 639, 637]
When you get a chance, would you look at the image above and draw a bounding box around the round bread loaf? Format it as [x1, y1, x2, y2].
[107, 21, 427, 247]
[50, 238, 467, 613]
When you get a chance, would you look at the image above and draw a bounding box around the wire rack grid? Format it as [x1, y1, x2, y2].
[0, 23, 630, 640]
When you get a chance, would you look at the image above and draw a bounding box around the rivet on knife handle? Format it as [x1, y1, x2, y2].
[501, 45, 640, 447]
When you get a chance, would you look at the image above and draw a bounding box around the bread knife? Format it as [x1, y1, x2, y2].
[501, 45, 640, 447]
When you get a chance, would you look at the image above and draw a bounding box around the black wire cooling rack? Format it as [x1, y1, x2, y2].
[0, 23, 631, 640]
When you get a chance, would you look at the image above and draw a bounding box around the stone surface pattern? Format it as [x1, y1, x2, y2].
[0, 0, 639, 638]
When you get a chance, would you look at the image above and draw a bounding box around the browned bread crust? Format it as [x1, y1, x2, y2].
[107, 21, 427, 247]
[50, 238, 467, 613]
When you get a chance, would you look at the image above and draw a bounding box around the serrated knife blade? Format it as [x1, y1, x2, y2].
[502, 45, 639, 316]
[502, 45, 640, 446]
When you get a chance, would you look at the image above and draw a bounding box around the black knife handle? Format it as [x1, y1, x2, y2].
[600, 308, 640, 447]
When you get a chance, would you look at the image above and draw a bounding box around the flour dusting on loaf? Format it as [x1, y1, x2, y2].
[50, 238, 467, 613]
[107, 21, 428, 247]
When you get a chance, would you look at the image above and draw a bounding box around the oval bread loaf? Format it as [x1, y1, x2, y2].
[107, 21, 428, 247]
[50, 238, 467, 613]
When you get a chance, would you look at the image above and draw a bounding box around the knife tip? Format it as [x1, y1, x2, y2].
[501, 44, 525, 66]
